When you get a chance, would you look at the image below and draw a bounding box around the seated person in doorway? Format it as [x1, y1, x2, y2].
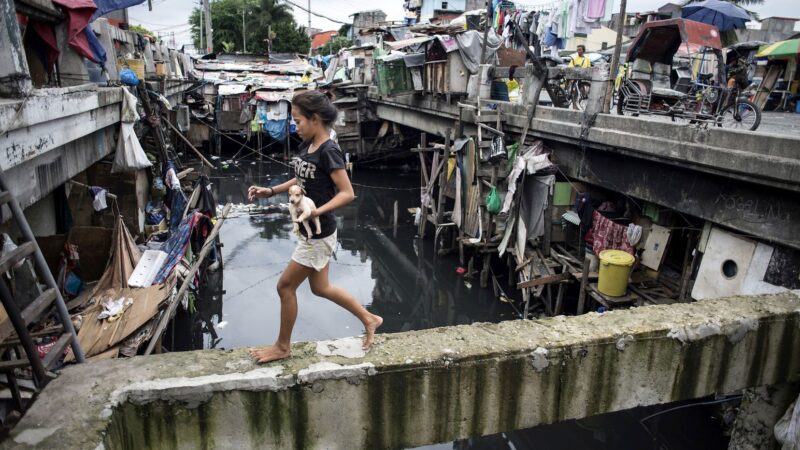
[726, 53, 749, 90]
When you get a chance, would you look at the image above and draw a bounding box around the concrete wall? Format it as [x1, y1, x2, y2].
[421, 0, 466, 20]
[4, 293, 800, 449]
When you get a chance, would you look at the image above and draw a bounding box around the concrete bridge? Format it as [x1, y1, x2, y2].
[0, 0, 196, 232]
[4, 293, 799, 449]
[369, 92, 800, 250]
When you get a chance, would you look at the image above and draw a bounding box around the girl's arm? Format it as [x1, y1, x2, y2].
[248, 177, 297, 201]
[314, 169, 354, 216]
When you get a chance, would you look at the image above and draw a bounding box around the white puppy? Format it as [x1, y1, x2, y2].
[288, 185, 321, 240]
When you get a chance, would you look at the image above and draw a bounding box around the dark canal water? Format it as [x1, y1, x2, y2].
[171, 159, 732, 450]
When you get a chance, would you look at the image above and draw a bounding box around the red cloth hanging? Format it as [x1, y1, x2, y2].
[51, 0, 100, 63]
[587, 211, 634, 255]
[29, 20, 61, 67]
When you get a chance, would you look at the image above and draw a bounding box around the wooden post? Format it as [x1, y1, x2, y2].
[554, 264, 567, 315]
[356, 108, 364, 157]
[679, 232, 698, 302]
[437, 129, 451, 224]
[543, 191, 553, 256]
[577, 254, 590, 315]
[418, 133, 428, 238]
[137, 84, 170, 163]
[604, 0, 627, 114]
[164, 119, 215, 168]
[144, 203, 232, 355]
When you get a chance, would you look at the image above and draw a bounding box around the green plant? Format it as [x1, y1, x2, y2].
[188, 0, 309, 54]
[320, 36, 353, 55]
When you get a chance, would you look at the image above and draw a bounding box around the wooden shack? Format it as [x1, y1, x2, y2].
[424, 35, 469, 97]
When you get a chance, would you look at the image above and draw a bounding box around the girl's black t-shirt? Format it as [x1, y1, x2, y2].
[292, 139, 346, 239]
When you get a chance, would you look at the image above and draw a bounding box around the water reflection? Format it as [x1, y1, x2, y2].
[179, 163, 515, 351]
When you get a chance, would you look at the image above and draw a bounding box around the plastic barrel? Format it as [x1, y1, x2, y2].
[597, 250, 635, 297]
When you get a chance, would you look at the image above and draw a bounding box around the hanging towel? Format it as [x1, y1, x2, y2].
[586, 0, 606, 20]
[90, 187, 108, 211]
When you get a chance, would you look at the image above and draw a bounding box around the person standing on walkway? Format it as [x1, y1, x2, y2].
[247, 90, 383, 363]
[569, 45, 592, 68]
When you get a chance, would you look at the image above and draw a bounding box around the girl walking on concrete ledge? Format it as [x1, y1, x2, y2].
[247, 90, 382, 363]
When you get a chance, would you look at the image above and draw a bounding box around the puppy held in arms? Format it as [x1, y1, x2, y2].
[288, 185, 321, 240]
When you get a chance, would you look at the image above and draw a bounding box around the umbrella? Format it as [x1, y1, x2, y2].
[756, 38, 800, 59]
[682, 0, 751, 32]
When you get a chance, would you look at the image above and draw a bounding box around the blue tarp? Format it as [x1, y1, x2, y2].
[91, 0, 146, 21]
[264, 119, 288, 140]
[85, 28, 107, 66]
[153, 212, 198, 284]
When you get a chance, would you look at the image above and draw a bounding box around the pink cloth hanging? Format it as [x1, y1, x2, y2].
[585, 0, 606, 20]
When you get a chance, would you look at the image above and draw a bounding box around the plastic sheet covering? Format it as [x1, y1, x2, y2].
[112, 122, 151, 173]
[92, 217, 141, 298]
[51, 0, 100, 63]
[776, 395, 800, 450]
[121, 87, 139, 123]
[456, 29, 502, 74]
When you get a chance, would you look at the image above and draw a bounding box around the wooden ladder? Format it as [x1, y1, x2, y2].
[0, 169, 84, 400]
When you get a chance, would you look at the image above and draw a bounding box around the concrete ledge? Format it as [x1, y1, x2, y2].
[4, 294, 800, 449]
[371, 94, 800, 191]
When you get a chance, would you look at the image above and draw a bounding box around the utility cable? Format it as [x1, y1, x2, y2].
[279, 0, 348, 24]
[194, 117, 421, 191]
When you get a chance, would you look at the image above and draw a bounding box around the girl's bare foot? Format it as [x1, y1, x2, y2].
[248, 344, 291, 363]
[362, 314, 383, 351]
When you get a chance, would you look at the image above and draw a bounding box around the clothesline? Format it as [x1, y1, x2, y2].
[68, 180, 118, 200]
[514, 1, 561, 11]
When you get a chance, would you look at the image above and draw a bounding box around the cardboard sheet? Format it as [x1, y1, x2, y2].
[68, 275, 174, 359]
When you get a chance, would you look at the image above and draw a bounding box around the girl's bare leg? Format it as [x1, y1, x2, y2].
[249, 260, 315, 363]
[309, 265, 383, 350]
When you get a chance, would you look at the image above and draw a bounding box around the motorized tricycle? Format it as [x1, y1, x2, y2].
[616, 19, 761, 131]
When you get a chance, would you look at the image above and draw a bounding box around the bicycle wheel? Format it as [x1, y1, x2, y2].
[719, 100, 761, 131]
[570, 82, 590, 111]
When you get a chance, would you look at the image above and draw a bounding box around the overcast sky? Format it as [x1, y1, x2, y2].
[128, 0, 799, 47]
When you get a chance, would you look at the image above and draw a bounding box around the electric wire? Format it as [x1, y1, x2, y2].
[194, 117, 420, 191]
[279, 0, 348, 24]
[638, 395, 743, 447]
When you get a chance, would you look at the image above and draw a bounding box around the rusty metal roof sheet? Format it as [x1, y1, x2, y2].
[627, 19, 722, 64]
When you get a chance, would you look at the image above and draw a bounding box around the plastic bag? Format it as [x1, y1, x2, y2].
[112, 122, 152, 173]
[485, 186, 502, 215]
[121, 87, 139, 123]
[119, 68, 139, 86]
[488, 135, 507, 164]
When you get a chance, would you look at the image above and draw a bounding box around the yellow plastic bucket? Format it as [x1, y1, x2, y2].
[598, 250, 635, 297]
